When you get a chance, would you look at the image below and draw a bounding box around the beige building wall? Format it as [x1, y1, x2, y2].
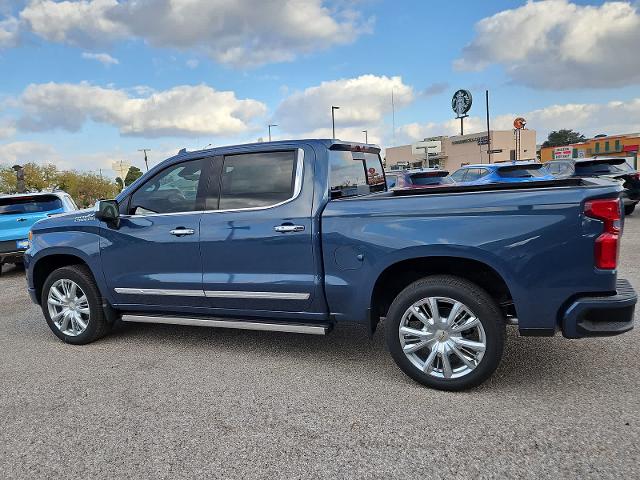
[385, 129, 537, 171]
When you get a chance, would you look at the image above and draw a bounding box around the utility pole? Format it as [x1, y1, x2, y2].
[485, 90, 491, 164]
[331, 106, 340, 139]
[362, 130, 368, 144]
[268, 124, 278, 142]
[138, 149, 151, 171]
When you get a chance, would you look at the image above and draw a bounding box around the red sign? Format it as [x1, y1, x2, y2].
[623, 144, 639, 152]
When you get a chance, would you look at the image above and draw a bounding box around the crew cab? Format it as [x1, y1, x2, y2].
[24, 140, 636, 390]
[0, 191, 76, 273]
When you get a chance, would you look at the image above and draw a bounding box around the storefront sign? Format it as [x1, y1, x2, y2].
[553, 146, 572, 159]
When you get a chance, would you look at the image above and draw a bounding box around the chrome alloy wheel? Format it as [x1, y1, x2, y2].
[399, 296, 486, 379]
[47, 279, 90, 337]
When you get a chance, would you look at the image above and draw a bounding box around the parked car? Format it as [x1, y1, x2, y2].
[448, 162, 554, 185]
[0, 192, 76, 273]
[25, 140, 635, 391]
[546, 158, 640, 215]
[385, 169, 451, 190]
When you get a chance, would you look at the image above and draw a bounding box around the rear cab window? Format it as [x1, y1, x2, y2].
[329, 148, 386, 199]
[0, 195, 63, 215]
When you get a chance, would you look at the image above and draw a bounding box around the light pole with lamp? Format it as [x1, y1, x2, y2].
[268, 124, 278, 142]
[331, 106, 340, 139]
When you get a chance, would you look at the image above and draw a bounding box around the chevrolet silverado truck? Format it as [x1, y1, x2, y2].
[24, 140, 636, 390]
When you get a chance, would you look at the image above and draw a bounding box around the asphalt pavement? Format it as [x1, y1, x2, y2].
[1, 217, 639, 479]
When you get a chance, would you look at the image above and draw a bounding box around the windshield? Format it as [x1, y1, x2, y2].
[0, 195, 63, 215]
[575, 160, 634, 176]
[498, 165, 547, 178]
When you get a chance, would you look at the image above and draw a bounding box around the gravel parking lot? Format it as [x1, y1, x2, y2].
[1, 217, 639, 479]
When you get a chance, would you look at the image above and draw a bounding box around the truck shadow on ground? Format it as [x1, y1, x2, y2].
[109, 319, 618, 392]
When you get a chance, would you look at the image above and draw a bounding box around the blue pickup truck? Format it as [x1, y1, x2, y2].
[24, 140, 636, 390]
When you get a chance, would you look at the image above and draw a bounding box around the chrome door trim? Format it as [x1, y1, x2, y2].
[121, 314, 328, 335]
[114, 288, 205, 297]
[204, 291, 310, 300]
[114, 288, 310, 300]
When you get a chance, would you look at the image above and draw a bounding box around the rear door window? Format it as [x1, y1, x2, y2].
[0, 195, 63, 215]
[219, 151, 297, 210]
[329, 150, 385, 198]
[448, 169, 467, 182]
[463, 168, 487, 182]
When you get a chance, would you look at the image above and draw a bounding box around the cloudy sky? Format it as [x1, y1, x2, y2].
[1, 0, 640, 174]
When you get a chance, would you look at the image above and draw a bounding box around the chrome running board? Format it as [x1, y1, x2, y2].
[121, 314, 330, 335]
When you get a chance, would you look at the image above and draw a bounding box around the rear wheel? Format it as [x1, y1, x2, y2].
[385, 275, 505, 391]
[41, 265, 111, 344]
[624, 204, 636, 216]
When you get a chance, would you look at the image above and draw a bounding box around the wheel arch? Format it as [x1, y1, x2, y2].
[369, 255, 515, 334]
[32, 253, 91, 305]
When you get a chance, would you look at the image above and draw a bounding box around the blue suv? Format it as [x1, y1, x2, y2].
[0, 192, 77, 272]
[448, 162, 554, 185]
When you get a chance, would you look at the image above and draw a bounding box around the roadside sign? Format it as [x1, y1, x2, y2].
[488, 149, 503, 154]
[553, 146, 572, 159]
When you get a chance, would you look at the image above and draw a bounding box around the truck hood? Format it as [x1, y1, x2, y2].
[30, 208, 96, 231]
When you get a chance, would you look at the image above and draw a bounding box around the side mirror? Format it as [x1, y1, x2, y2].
[95, 199, 120, 226]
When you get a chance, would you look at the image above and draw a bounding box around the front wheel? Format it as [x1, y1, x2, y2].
[41, 265, 111, 344]
[624, 204, 636, 216]
[385, 275, 505, 391]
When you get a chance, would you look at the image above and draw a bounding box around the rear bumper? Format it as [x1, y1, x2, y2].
[561, 279, 636, 338]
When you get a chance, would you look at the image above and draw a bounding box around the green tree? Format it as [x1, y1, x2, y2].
[124, 166, 143, 186]
[542, 129, 587, 148]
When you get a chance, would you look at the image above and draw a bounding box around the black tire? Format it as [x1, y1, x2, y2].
[624, 204, 636, 216]
[385, 275, 505, 391]
[41, 265, 111, 345]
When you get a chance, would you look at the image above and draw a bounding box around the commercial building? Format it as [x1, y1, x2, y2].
[539, 133, 640, 167]
[385, 129, 537, 171]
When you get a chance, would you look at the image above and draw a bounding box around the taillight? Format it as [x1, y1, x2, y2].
[584, 198, 621, 269]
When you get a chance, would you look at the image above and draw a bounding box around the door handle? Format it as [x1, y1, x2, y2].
[274, 224, 305, 233]
[170, 228, 195, 236]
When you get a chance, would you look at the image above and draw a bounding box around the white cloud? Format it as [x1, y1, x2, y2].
[19, 0, 373, 67]
[19, 0, 125, 45]
[0, 15, 19, 47]
[0, 141, 60, 166]
[397, 97, 640, 144]
[82, 51, 119, 65]
[455, 0, 640, 89]
[275, 75, 413, 135]
[17, 81, 267, 138]
[185, 58, 199, 69]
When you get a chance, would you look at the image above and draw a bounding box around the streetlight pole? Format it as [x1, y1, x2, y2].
[268, 124, 278, 142]
[331, 106, 340, 139]
[362, 130, 368, 144]
[138, 149, 151, 171]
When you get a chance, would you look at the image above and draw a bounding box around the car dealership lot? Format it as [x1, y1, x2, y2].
[1, 220, 639, 479]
